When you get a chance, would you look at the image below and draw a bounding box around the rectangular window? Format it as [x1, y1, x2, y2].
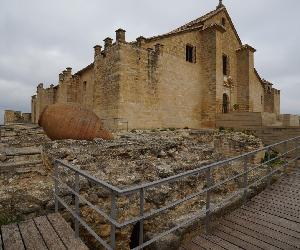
[83, 81, 87, 92]
[223, 55, 228, 75]
[186, 45, 195, 63]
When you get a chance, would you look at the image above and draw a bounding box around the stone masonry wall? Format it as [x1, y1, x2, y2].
[119, 30, 204, 129]
[30, 7, 281, 131]
[93, 44, 121, 122]
[250, 71, 264, 112]
[4, 111, 22, 124]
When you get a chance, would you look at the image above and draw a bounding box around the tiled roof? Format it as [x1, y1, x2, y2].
[146, 6, 225, 41]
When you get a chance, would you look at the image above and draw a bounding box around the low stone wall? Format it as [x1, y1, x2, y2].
[216, 112, 300, 153]
[4, 110, 22, 124]
[0, 126, 264, 249]
[216, 112, 288, 129]
[216, 112, 263, 129]
[261, 112, 282, 126]
[279, 114, 300, 127]
[254, 127, 300, 153]
[4, 110, 32, 125]
[22, 113, 32, 123]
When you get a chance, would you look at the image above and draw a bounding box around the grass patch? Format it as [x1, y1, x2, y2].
[0, 213, 22, 226]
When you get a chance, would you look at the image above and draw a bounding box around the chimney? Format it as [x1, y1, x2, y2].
[93, 45, 102, 58]
[59, 73, 64, 82]
[116, 28, 126, 44]
[136, 36, 146, 47]
[66, 67, 72, 75]
[37, 83, 44, 92]
[104, 37, 113, 50]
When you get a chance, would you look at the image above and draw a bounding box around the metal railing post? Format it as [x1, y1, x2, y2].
[74, 172, 80, 238]
[205, 167, 212, 234]
[54, 162, 59, 212]
[139, 188, 145, 247]
[267, 148, 272, 186]
[295, 138, 299, 168]
[284, 141, 288, 173]
[296, 137, 300, 168]
[110, 192, 117, 249]
[243, 156, 248, 203]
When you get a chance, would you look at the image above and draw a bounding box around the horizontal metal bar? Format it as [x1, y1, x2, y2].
[54, 144, 300, 228]
[55, 195, 113, 250]
[55, 159, 123, 193]
[107, 136, 300, 195]
[119, 168, 251, 227]
[248, 165, 284, 189]
[55, 170, 245, 229]
[124, 153, 299, 227]
[55, 136, 300, 196]
[53, 176, 121, 227]
[131, 208, 208, 250]
[120, 187, 208, 227]
[211, 189, 244, 212]
[281, 147, 298, 157]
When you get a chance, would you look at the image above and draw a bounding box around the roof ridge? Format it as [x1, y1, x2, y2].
[145, 6, 225, 42]
[168, 6, 225, 34]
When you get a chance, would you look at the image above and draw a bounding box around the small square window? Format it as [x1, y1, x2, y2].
[186, 45, 196, 63]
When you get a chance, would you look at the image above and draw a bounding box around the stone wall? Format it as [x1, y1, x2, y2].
[30, 6, 281, 130]
[279, 114, 300, 127]
[264, 84, 280, 115]
[21, 113, 31, 123]
[93, 43, 121, 121]
[4, 110, 31, 125]
[255, 127, 300, 153]
[216, 112, 263, 129]
[118, 31, 204, 129]
[216, 112, 300, 130]
[4, 110, 22, 124]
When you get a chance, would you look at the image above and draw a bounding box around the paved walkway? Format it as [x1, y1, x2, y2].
[181, 169, 300, 250]
[0, 213, 88, 250]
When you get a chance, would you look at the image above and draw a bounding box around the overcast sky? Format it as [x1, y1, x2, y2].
[0, 0, 300, 124]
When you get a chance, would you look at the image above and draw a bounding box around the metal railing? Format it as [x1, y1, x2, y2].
[53, 136, 300, 250]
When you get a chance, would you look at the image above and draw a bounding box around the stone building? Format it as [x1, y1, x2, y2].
[4, 110, 32, 125]
[31, 1, 281, 129]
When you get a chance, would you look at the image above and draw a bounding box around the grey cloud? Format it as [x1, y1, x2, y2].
[0, 0, 300, 124]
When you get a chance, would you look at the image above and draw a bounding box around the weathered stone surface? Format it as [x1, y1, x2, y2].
[150, 233, 180, 250]
[1, 124, 267, 249]
[0, 152, 7, 162]
[29, 6, 281, 130]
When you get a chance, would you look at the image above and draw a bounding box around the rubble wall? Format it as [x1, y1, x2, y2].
[0, 126, 265, 249]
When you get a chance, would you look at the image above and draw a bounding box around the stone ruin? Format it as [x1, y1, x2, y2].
[0, 123, 269, 249]
[4, 110, 31, 125]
